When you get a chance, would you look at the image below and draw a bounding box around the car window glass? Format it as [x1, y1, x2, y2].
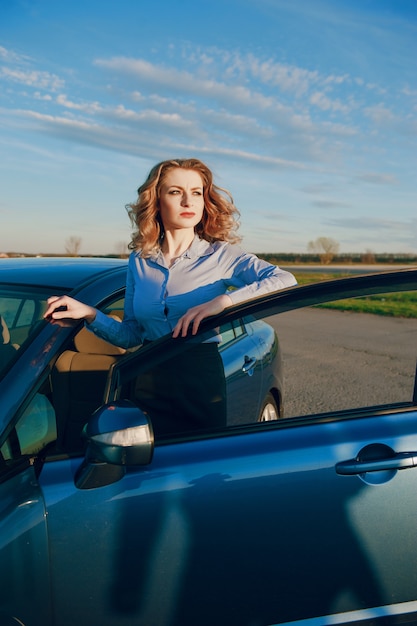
[275, 292, 417, 419]
[16, 299, 36, 328]
[101, 299, 278, 436]
[109, 313, 281, 442]
[102, 297, 125, 319]
[109, 284, 416, 440]
[0, 295, 42, 332]
[0, 288, 52, 380]
[0, 297, 22, 328]
[217, 322, 236, 345]
[218, 319, 246, 348]
[0, 391, 57, 462]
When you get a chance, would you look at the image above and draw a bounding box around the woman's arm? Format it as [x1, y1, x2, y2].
[44, 255, 144, 349]
[172, 245, 297, 338]
[224, 248, 297, 305]
[86, 256, 143, 348]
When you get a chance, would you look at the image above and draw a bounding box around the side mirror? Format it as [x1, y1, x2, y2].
[75, 400, 154, 490]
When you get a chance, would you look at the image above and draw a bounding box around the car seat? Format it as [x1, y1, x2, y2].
[0, 315, 18, 374]
[51, 317, 126, 453]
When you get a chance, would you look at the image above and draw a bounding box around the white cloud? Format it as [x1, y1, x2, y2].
[313, 199, 351, 209]
[243, 54, 319, 96]
[402, 86, 417, 98]
[34, 92, 53, 101]
[356, 172, 398, 185]
[5, 107, 306, 171]
[0, 46, 30, 63]
[310, 91, 351, 114]
[92, 53, 362, 166]
[0, 47, 361, 175]
[56, 94, 102, 113]
[323, 74, 350, 86]
[1, 42, 414, 221]
[95, 56, 279, 112]
[364, 104, 395, 125]
[0, 66, 64, 91]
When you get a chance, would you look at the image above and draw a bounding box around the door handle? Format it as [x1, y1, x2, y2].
[336, 451, 417, 475]
[242, 355, 257, 376]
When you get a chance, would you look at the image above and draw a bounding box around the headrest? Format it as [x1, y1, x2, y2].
[1, 316, 10, 344]
[74, 315, 126, 355]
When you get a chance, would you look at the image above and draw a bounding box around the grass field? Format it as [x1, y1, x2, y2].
[293, 272, 417, 319]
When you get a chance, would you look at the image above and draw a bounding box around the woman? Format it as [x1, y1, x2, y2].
[45, 158, 296, 434]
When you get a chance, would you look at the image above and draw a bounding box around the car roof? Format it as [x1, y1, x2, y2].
[0, 257, 128, 290]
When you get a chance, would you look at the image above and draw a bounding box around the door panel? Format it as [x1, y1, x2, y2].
[0, 465, 51, 626]
[219, 320, 263, 425]
[40, 406, 417, 626]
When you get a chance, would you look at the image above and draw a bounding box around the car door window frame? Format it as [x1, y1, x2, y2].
[102, 270, 417, 441]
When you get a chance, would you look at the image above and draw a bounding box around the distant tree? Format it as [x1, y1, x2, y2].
[307, 237, 340, 264]
[361, 249, 376, 264]
[65, 236, 82, 256]
[114, 240, 129, 258]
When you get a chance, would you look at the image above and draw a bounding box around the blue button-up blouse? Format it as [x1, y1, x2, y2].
[88, 236, 297, 347]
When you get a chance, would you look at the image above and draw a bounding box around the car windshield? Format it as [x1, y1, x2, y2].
[0, 285, 64, 380]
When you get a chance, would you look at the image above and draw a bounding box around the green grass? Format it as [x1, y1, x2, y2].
[294, 272, 356, 285]
[293, 272, 417, 319]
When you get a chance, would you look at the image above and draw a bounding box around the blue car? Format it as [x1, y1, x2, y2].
[0, 257, 417, 626]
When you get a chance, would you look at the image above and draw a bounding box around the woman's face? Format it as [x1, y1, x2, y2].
[158, 168, 205, 232]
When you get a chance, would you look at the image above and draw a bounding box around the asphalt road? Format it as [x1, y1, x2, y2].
[267, 307, 417, 419]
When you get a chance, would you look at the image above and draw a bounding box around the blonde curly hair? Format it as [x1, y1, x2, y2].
[127, 158, 241, 256]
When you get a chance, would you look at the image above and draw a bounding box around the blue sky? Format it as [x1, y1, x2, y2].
[1, 0, 416, 256]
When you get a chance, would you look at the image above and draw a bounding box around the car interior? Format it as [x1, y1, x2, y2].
[1, 299, 130, 460]
[51, 314, 127, 452]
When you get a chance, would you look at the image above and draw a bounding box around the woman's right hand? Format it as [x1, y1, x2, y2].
[44, 295, 97, 324]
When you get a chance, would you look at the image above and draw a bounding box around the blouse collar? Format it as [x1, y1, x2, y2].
[148, 235, 215, 264]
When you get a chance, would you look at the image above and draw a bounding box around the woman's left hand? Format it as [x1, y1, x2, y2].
[172, 294, 232, 338]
